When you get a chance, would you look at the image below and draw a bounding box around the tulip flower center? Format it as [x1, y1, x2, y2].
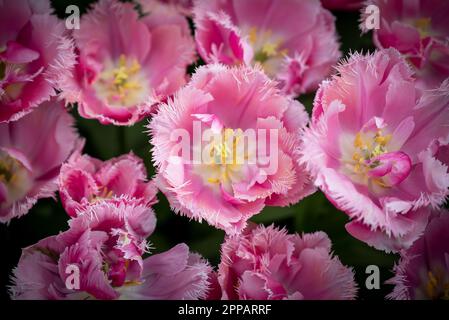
[94, 54, 149, 107]
[0, 61, 26, 102]
[347, 128, 411, 189]
[425, 270, 449, 300]
[0, 152, 31, 205]
[89, 186, 114, 203]
[0, 156, 16, 183]
[195, 128, 248, 191]
[248, 27, 288, 76]
[352, 130, 392, 173]
[204, 128, 245, 185]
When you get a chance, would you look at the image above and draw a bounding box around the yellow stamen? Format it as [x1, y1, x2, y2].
[0, 156, 18, 182]
[248, 27, 287, 65]
[95, 54, 146, 107]
[426, 271, 439, 299]
[203, 128, 246, 185]
[123, 280, 143, 287]
[350, 129, 394, 186]
[261, 42, 279, 57]
[354, 133, 365, 149]
[207, 178, 220, 184]
[374, 130, 392, 146]
[423, 270, 449, 300]
[413, 17, 431, 37]
[90, 187, 114, 203]
[373, 178, 389, 188]
[0, 153, 31, 202]
[248, 27, 258, 45]
[371, 144, 384, 157]
[352, 152, 362, 162]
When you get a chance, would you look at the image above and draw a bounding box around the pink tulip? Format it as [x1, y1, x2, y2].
[362, 0, 449, 90]
[387, 210, 449, 300]
[10, 199, 212, 300]
[301, 48, 449, 252]
[0, 0, 75, 122]
[193, 0, 341, 96]
[216, 224, 357, 300]
[59, 0, 195, 125]
[59, 152, 158, 217]
[149, 64, 315, 234]
[0, 100, 81, 222]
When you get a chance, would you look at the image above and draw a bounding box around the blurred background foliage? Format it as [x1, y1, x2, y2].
[1, 0, 399, 300]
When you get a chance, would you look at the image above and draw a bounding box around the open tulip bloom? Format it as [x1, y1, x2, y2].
[301, 48, 449, 252]
[1, 0, 449, 302]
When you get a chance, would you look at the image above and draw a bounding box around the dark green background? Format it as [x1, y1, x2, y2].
[1, 0, 399, 300]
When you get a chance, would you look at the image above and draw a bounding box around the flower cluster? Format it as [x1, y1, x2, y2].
[10, 199, 211, 300]
[3, 0, 449, 301]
